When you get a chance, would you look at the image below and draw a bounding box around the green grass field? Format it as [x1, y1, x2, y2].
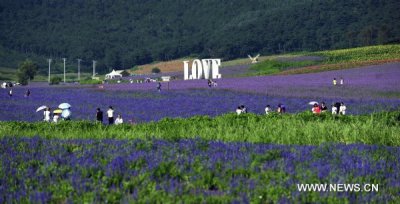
[2, 111, 399, 146]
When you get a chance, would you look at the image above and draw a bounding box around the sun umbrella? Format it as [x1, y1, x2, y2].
[308, 101, 318, 105]
[58, 103, 71, 109]
[53, 109, 62, 114]
[36, 105, 48, 112]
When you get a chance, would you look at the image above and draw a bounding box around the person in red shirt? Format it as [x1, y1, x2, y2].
[312, 103, 321, 114]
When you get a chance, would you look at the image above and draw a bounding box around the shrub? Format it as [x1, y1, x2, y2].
[151, 67, 161, 73]
[50, 76, 62, 85]
[80, 78, 102, 85]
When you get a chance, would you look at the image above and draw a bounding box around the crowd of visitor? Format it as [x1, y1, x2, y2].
[4, 76, 350, 124]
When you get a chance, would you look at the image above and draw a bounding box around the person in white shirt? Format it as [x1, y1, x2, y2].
[339, 102, 346, 115]
[115, 114, 123, 125]
[265, 105, 271, 114]
[236, 106, 242, 115]
[43, 108, 51, 122]
[53, 113, 60, 123]
[331, 105, 337, 115]
[107, 106, 114, 125]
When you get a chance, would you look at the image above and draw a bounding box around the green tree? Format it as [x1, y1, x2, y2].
[17, 59, 39, 85]
[151, 67, 161, 73]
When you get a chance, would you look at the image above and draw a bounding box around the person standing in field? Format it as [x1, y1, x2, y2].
[107, 106, 114, 125]
[61, 108, 71, 121]
[8, 89, 12, 97]
[320, 102, 328, 113]
[332, 78, 337, 86]
[53, 113, 60, 123]
[240, 105, 247, 113]
[43, 107, 51, 122]
[236, 106, 242, 115]
[96, 108, 103, 123]
[340, 77, 344, 85]
[277, 104, 286, 113]
[339, 102, 347, 115]
[312, 103, 321, 114]
[265, 105, 271, 114]
[115, 114, 123, 125]
[334, 102, 341, 115]
[212, 80, 218, 87]
[331, 104, 337, 115]
[25, 89, 30, 97]
[157, 82, 162, 92]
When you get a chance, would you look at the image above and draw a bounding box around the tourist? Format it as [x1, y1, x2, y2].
[107, 106, 114, 125]
[320, 102, 328, 113]
[277, 104, 286, 113]
[212, 80, 218, 87]
[208, 79, 212, 88]
[25, 89, 30, 97]
[61, 108, 71, 120]
[157, 82, 162, 92]
[53, 113, 60, 123]
[339, 102, 347, 115]
[8, 89, 12, 97]
[312, 103, 321, 114]
[334, 102, 341, 114]
[331, 104, 337, 115]
[265, 105, 271, 114]
[43, 107, 51, 122]
[236, 106, 242, 115]
[240, 105, 247, 113]
[333, 78, 337, 86]
[115, 114, 123, 125]
[340, 77, 344, 85]
[96, 108, 103, 123]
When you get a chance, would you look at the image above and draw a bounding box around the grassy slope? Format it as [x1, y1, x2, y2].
[1, 111, 399, 146]
[128, 44, 400, 76]
[250, 44, 400, 76]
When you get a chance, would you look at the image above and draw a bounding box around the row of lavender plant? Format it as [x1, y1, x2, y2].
[1, 87, 399, 123]
[103, 63, 400, 96]
[1, 137, 398, 203]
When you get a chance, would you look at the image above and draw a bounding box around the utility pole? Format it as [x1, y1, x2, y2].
[92, 60, 96, 77]
[48, 58, 52, 84]
[77, 59, 82, 81]
[62, 58, 66, 83]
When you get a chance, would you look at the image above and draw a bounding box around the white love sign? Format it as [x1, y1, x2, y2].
[183, 59, 222, 80]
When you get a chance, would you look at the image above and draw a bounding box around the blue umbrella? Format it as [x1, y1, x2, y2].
[58, 103, 71, 109]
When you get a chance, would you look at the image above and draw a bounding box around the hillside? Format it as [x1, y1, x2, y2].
[132, 44, 400, 77]
[0, 0, 399, 73]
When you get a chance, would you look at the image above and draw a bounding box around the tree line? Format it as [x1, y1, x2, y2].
[0, 0, 399, 73]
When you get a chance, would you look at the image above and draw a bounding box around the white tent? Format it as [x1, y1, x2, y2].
[105, 69, 123, 79]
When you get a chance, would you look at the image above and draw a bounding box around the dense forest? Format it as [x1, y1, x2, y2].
[0, 0, 399, 74]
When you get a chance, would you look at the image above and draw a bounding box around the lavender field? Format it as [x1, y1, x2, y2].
[1, 137, 399, 203]
[1, 62, 400, 203]
[1, 63, 399, 122]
